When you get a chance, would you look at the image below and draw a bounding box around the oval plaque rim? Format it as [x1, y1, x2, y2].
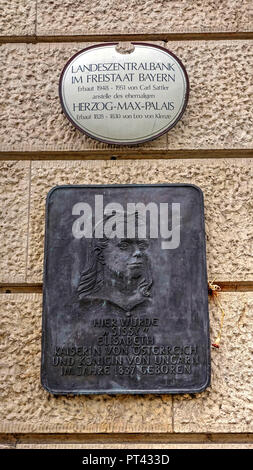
[59, 42, 190, 146]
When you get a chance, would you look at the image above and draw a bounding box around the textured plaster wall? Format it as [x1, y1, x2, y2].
[1, 159, 252, 284]
[36, 1, 252, 35]
[27, 159, 252, 283]
[0, 293, 252, 433]
[0, 0, 36, 36]
[0, 0, 252, 444]
[0, 162, 30, 283]
[1, 1, 252, 37]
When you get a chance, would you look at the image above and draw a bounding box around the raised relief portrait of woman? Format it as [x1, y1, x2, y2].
[77, 212, 153, 311]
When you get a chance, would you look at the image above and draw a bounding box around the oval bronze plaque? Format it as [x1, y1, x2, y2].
[59, 43, 189, 145]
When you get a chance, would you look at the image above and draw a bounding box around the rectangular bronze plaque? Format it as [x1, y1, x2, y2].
[41, 184, 210, 394]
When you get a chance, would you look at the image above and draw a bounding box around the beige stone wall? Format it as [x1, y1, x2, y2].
[0, 0, 252, 448]
[36, 1, 252, 35]
[1, 1, 252, 37]
[0, 293, 252, 435]
[0, 41, 252, 152]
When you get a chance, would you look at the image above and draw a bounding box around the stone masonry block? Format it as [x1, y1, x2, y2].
[0, 293, 252, 433]
[0, 41, 252, 152]
[37, 1, 253, 36]
[0, 161, 30, 283]
[173, 293, 253, 432]
[27, 159, 253, 283]
[0, 0, 36, 36]
[164, 40, 252, 150]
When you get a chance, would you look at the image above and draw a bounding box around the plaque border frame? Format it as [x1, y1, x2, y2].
[41, 183, 210, 395]
[59, 43, 190, 146]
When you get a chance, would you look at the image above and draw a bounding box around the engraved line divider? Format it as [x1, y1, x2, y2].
[1, 432, 253, 445]
[0, 32, 253, 44]
[0, 150, 253, 161]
